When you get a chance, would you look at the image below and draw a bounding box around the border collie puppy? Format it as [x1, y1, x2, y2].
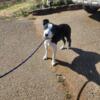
[43, 19, 71, 66]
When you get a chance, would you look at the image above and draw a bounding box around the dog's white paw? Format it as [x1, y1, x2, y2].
[51, 60, 57, 66]
[60, 46, 64, 50]
[43, 55, 48, 60]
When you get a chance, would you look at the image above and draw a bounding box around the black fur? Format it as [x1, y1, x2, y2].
[43, 19, 49, 26]
[43, 19, 71, 47]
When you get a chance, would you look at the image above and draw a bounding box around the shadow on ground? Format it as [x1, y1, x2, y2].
[89, 11, 100, 22]
[56, 48, 100, 85]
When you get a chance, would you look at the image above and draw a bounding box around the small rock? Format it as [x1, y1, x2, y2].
[56, 74, 65, 83]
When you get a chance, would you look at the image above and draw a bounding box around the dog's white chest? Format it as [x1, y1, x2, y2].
[45, 40, 51, 46]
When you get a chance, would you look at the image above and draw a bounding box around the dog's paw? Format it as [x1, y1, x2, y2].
[43, 56, 48, 60]
[51, 60, 57, 66]
[60, 46, 65, 50]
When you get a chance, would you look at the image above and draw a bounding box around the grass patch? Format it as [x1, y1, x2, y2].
[0, 0, 27, 10]
[44, 0, 73, 7]
[0, 0, 73, 17]
[0, 1, 36, 17]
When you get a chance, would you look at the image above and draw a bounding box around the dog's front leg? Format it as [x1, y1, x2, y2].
[43, 40, 48, 60]
[50, 43, 57, 66]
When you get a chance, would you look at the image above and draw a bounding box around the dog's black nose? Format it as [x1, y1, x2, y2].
[45, 34, 48, 37]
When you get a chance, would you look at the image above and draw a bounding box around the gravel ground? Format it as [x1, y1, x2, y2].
[0, 18, 65, 100]
[33, 9, 100, 100]
[0, 9, 100, 100]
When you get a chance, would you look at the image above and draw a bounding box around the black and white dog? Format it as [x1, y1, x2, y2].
[43, 19, 71, 66]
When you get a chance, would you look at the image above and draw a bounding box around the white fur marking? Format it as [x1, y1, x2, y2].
[50, 42, 57, 66]
[43, 28, 53, 39]
[43, 40, 57, 66]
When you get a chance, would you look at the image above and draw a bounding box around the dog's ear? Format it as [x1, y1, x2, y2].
[43, 19, 49, 26]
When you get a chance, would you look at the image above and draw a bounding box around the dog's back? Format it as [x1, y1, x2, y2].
[58, 24, 71, 36]
[51, 23, 71, 39]
[51, 23, 71, 47]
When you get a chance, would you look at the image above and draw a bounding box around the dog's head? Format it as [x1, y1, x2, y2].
[43, 19, 53, 39]
[43, 19, 49, 27]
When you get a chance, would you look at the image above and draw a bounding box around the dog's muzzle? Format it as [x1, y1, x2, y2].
[45, 34, 48, 37]
[43, 27, 53, 40]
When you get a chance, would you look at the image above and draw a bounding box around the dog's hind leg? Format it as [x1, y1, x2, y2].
[67, 37, 71, 49]
[43, 40, 48, 60]
[60, 38, 66, 50]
